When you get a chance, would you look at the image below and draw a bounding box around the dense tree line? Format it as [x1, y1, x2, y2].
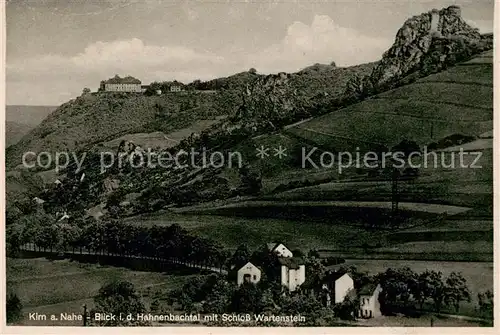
[338, 266, 473, 316]
[8, 215, 233, 271]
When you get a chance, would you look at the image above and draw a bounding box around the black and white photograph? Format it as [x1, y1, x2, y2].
[2, 0, 498, 330]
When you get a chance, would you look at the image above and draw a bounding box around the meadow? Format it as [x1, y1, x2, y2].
[290, 108, 491, 153]
[376, 82, 493, 110]
[266, 146, 493, 212]
[7, 258, 200, 326]
[125, 211, 377, 251]
[282, 57, 492, 153]
[418, 63, 492, 86]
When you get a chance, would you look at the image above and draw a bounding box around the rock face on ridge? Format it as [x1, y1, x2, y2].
[236, 72, 307, 123]
[369, 5, 486, 87]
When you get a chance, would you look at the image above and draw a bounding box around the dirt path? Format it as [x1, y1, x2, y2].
[173, 199, 471, 215]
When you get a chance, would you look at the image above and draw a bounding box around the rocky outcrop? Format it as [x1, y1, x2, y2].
[369, 5, 485, 88]
[234, 72, 310, 128]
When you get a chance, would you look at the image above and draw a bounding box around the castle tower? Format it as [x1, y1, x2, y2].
[447, 5, 461, 17]
[430, 9, 440, 34]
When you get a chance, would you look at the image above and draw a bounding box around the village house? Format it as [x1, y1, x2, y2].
[267, 242, 294, 258]
[100, 75, 142, 92]
[321, 271, 355, 306]
[234, 243, 305, 291]
[170, 85, 183, 92]
[358, 283, 383, 318]
[236, 261, 262, 286]
[278, 257, 306, 292]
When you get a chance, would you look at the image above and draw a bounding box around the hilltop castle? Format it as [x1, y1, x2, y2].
[99, 75, 142, 93]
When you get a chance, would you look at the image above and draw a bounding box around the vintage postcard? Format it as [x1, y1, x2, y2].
[1, 0, 498, 332]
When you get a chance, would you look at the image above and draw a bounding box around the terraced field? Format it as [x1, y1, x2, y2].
[287, 54, 492, 151]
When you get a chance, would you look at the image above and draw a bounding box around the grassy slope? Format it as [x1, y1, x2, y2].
[192, 53, 493, 268]
[5, 92, 219, 168]
[7, 258, 200, 325]
[220, 53, 492, 188]
[225, 53, 493, 207]
[292, 62, 493, 150]
[123, 210, 378, 251]
[269, 148, 492, 210]
[102, 118, 222, 151]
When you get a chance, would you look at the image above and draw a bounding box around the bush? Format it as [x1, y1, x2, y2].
[6, 293, 23, 324]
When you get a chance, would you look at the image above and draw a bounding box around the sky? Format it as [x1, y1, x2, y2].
[5, 0, 495, 106]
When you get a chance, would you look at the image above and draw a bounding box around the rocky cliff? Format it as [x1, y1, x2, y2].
[235, 62, 377, 126]
[369, 5, 490, 88]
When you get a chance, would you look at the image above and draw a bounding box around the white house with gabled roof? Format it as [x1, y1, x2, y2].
[236, 261, 262, 286]
[321, 271, 355, 306]
[358, 283, 382, 318]
[267, 242, 293, 258]
[278, 257, 306, 291]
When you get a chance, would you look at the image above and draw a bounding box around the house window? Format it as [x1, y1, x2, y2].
[253, 275, 257, 280]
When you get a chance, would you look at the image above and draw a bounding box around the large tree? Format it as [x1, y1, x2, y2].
[333, 292, 359, 320]
[91, 280, 148, 326]
[427, 270, 448, 313]
[477, 290, 493, 319]
[377, 267, 415, 313]
[391, 139, 420, 158]
[34, 224, 59, 252]
[231, 282, 263, 314]
[445, 272, 471, 313]
[410, 270, 434, 310]
[203, 277, 236, 314]
[229, 244, 251, 268]
[302, 256, 327, 292]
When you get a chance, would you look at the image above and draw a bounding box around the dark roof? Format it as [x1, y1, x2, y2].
[103, 75, 141, 84]
[229, 260, 250, 277]
[358, 283, 379, 296]
[278, 257, 304, 270]
[266, 242, 277, 251]
[232, 259, 253, 270]
[267, 242, 290, 252]
[323, 270, 349, 282]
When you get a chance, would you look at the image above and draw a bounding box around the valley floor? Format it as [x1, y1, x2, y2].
[7, 255, 491, 327]
[6, 257, 199, 326]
